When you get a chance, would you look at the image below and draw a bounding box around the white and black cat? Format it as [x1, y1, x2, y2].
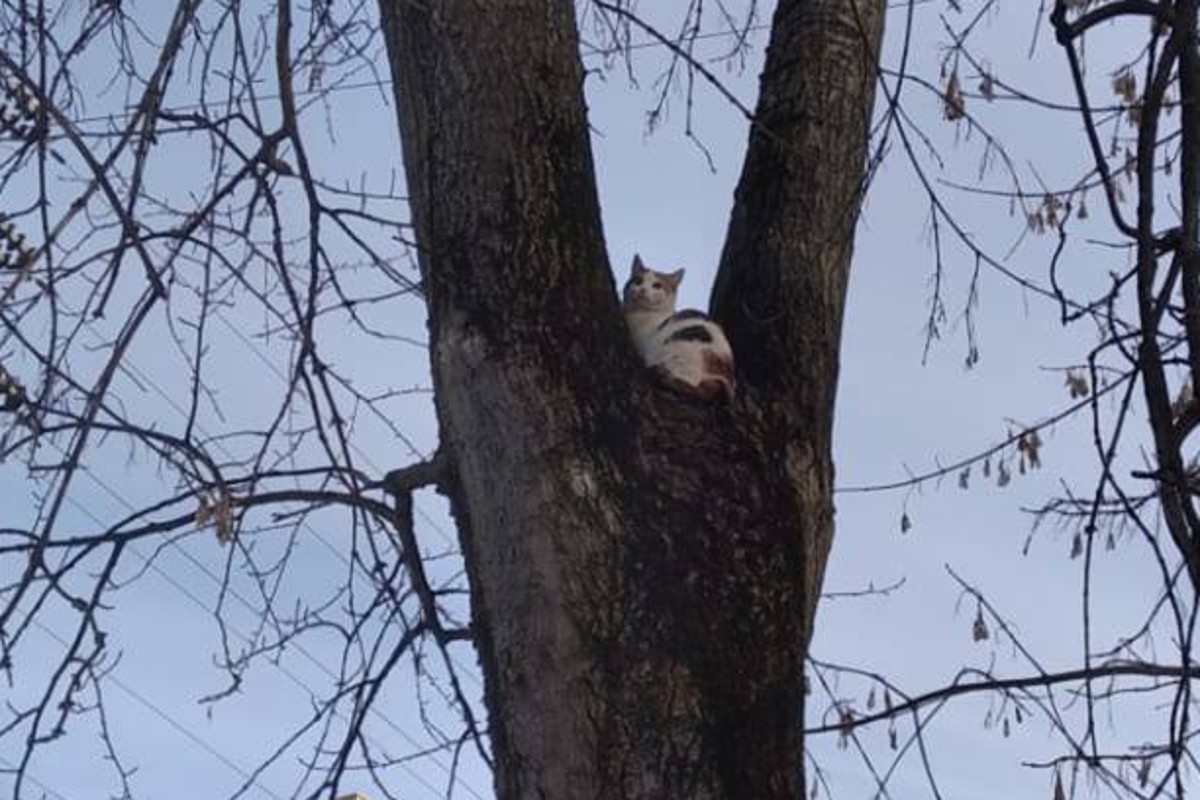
[622, 254, 735, 402]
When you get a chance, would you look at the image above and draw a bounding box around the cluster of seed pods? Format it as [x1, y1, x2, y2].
[0, 70, 40, 141]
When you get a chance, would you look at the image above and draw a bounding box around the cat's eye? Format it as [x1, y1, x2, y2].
[652, 282, 663, 289]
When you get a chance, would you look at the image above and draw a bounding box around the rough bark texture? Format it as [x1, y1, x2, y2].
[378, 1, 884, 798]
[712, 0, 886, 644]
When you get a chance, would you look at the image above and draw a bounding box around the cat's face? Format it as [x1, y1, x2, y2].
[623, 255, 683, 312]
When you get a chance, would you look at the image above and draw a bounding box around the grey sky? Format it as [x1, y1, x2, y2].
[0, 2, 1178, 799]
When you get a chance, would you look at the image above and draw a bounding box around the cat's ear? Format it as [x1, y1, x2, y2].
[630, 254, 647, 276]
[665, 269, 685, 289]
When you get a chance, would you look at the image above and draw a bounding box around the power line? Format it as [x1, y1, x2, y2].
[37, 376, 487, 797]
[0, 753, 71, 800]
[205, 308, 467, 555]
[59, 489, 472, 800]
[4, 324, 485, 797]
[29, 618, 290, 800]
[0, 235, 489, 793]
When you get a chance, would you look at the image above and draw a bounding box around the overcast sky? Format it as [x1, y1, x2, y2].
[0, 2, 1180, 799]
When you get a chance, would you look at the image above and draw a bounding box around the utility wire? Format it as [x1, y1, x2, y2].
[0, 235, 488, 794]
[4, 311, 485, 797]
[33, 330, 488, 797]
[5, 435, 461, 798]
[29, 617, 290, 800]
[0, 753, 71, 800]
[59, 489, 472, 800]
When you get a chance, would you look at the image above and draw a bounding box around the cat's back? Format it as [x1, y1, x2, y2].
[647, 309, 736, 402]
[656, 309, 732, 351]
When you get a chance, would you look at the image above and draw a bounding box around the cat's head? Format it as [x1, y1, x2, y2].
[622, 254, 683, 312]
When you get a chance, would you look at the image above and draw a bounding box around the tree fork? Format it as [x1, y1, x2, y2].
[379, 1, 885, 798]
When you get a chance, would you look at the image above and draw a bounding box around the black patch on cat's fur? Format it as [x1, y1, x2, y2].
[665, 324, 714, 344]
[657, 309, 708, 330]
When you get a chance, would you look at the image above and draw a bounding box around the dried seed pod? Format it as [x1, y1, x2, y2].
[0, 215, 36, 270]
[0, 69, 42, 141]
[0, 363, 26, 411]
[943, 71, 966, 121]
[972, 607, 989, 642]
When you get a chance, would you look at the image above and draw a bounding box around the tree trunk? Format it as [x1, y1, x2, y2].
[378, 1, 884, 798]
[713, 0, 886, 646]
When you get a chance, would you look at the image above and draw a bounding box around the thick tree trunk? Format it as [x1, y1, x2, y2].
[378, 1, 884, 798]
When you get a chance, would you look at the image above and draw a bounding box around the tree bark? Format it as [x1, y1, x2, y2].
[713, 0, 886, 645]
[378, 1, 884, 798]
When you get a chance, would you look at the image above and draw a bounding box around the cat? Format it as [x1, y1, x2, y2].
[621, 254, 736, 402]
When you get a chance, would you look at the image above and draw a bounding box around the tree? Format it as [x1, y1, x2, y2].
[5, 1, 1200, 799]
[379, 0, 882, 796]
[0, 0, 885, 796]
